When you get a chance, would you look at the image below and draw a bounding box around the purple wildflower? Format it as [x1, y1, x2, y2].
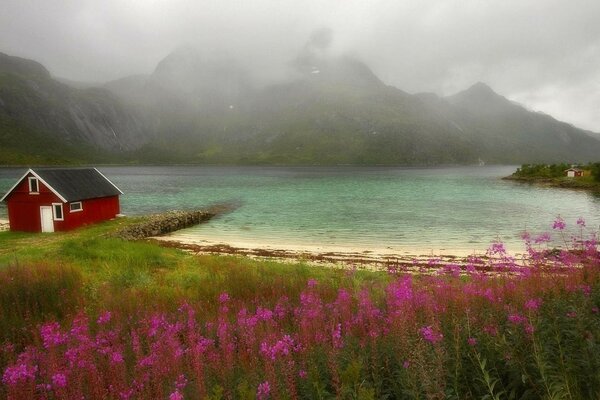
[508, 314, 527, 324]
[97, 311, 112, 324]
[257, 381, 271, 399]
[169, 390, 184, 400]
[419, 325, 443, 344]
[40, 322, 66, 349]
[2, 363, 38, 386]
[553, 217, 566, 230]
[467, 337, 478, 346]
[218, 292, 230, 303]
[524, 298, 543, 311]
[52, 373, 67, 388]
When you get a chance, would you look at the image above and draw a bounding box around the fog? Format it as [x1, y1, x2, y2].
[1, 0, 599, 131]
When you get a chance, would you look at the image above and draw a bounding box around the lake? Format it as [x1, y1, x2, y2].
[1, 165, 599, 254]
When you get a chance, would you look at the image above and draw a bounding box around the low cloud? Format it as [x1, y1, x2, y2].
[1, 0, 598, 131]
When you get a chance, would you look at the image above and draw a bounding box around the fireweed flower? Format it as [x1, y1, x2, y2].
[508, 314, 527, 324]
[553, 217, 566, 230]
[488, 241, 506, 255]
[97, 311, 112, 324]
[169, 390, 184, 400]
[218, 292, 230, 303]
[257, 381, 271, 399]
[51, 373, 67, 388]
[175, 374, 188, 390]
[111, 351, 124, 364]
[524, 298, 543, 311]
[40, 322, 66, 349]
[467, 337, 478, 346]
[2, 363, 38, 386]
[577, 217, 586, 227]
[534, 232, 552, 244]
[420, 325, 443, 344]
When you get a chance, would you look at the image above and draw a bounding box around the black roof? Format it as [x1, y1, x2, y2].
[33, 168, 122, 202]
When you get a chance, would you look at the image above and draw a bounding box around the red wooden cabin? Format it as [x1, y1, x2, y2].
[1, 168, 122, 232]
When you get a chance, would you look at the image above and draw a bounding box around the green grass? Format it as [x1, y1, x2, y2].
[0, 218, 386, 345]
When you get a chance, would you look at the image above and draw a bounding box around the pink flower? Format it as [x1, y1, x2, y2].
[169, 390, 184, 400]
[111, 352, 124, 364]
[257, 381, 271, 399]
[307, 278, 318, 289]
[487, 241, 506, 255]
[298, 370, 307, 379]
[97, 311, 112, 324]
[175, 374, 188, 390]
[524, 298, 543, 311]
[402, 360, 410, 369]
[525, 324, 535, 335]
[52, 373, 67, 388]
[552, 217, 566, 230]
[577, 217, 586, 227]
[508, 314, 527, 325]
[534, 233, 551, 244]
[467, 337, 478, 346]
[592, 307, 599, 314]
[40, 322, 66, 349]
[566, 311, 577, 318]
[2, 363, 38, 386]
[218, 292, 230, 303]
[419, 325, 443, 344]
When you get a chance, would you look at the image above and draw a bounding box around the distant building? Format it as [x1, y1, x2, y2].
[564, 167, 591, 178]
[1, 168, 122, 232]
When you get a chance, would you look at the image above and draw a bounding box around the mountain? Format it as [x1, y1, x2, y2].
[442, 82, 600, 162]
[2, 48, 600, 166]
[0, 52, 149, 164]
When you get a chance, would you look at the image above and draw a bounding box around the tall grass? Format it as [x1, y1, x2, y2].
[0, 217, 598, 399]
[0, 264, 82, 346]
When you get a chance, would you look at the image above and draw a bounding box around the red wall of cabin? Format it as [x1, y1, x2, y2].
[5, 173, 120, 232]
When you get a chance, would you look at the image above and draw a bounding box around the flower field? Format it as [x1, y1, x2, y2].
[0, 218, 599, 399]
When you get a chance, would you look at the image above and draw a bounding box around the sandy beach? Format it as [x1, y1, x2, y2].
[151, 233, 526, 272]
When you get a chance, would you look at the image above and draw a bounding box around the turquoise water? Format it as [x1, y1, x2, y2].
[1, 166, 599, 253]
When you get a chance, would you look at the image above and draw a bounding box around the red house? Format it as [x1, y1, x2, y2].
[1, 168, 123, 232]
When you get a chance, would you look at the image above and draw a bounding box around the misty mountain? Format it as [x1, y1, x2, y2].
[2, 47, 600, 165]
[0, 52, 149, 164]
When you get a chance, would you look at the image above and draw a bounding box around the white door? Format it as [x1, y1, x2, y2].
[40, 206, 54, 233]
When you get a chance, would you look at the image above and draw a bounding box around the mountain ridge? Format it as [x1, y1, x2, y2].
[1, 48, 599, 165]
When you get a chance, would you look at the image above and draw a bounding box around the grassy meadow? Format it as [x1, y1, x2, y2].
[0, 217, 599, 399]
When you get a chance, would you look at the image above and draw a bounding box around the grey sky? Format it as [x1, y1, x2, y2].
[1, 0, 599, 132]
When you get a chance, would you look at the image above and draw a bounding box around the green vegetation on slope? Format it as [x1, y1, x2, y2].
[506, 162, 600, 191]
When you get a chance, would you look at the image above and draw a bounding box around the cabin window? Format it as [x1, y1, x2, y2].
[28, 177, 39, 194]
[52, 203, 64, 221]
[70, 201, 83, 212]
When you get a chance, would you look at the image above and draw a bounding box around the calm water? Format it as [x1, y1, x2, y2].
[1, 166, 599, 253]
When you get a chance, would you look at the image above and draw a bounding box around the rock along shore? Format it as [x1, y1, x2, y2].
[113, 204, 234, 241]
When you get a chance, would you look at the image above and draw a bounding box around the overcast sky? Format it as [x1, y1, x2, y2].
[1, 0, 599, 132]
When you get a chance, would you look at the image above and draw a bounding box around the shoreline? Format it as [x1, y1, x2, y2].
[503, 175, 600, 193]
[151, 234, 525, 272]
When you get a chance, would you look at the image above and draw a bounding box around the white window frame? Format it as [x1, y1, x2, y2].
[70, 201, 83, 213]
[28, 177, 39, 194]
[52, 203, 64, 221]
